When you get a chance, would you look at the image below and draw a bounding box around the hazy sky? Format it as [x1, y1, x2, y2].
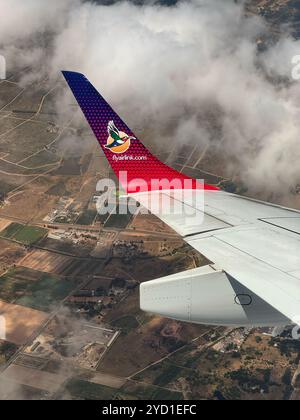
[1, 0, 300, 201]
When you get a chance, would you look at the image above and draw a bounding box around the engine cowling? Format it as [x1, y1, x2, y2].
[140, 265, 289, 327]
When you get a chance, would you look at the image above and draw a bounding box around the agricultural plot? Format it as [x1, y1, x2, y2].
[13, 226, 47, 245]
[133, 359, 185, 388]
[53, 157, 83, 176]
[16, 274, 77, 311]
[64, 378, 116, 400]
[59, 259, 104, 277]
[130, 213, 176, 234]
[40, 237, 96, 258]
[23, 150, 59, 169]
[76, 210, 97, 226]
[0, 239, 24, 276]
[0, 267, 41, 302]
[0, 223, 22, 239]
[0, 223, 47, 245]
[104, 203, 136, 229]
[4, 83, 49, 113]
[111, 316, 139, 334]
[1, 364, 68, 394]
[45, 181, 70, 197]
[0, 121, 58, 163]
[0, 340, 19, 368]
[0, 267, 77, 311]
[0, 300, 47, 345]
[104, 213, 132, 229]
[120, 381, 183, 400]
[19, 250, 74, 275]
[0, 381, 50, 400]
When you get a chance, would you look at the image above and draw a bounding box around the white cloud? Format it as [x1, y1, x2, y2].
[1, 0, 300, 200]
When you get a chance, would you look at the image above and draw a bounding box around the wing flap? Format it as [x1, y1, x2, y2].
[188, 235, 300, 323]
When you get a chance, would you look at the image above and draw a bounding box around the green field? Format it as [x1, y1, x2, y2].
[120, 382, 183, 400]
[0, 267, 77, 311]
[133, 359, 185, 388]
[153, 364, 183, 387]
[104, 203, 136, 229]
[104, 213, 133, 229]
[45, 181, 70, 197]
[16, 274, 77, 311]
[0, 223, 23, 238]
[65, 378, 116, 400]
[76, 210, 97, 226]
[111, 316, 139, 334]
[0, 268, 36, 302]
[0, 223, 47, 245]
[0, 341, 19, 367]
[64, 377, 182, 401]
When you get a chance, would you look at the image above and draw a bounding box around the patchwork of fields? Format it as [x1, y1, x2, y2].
[0, 267, 78, 311]
[0, 223, 47, 245]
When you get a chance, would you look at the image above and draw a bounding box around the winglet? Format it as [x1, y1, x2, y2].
[62, 71, 219, 194]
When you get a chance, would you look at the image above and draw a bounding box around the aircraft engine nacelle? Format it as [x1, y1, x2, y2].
[140, 266, 290, 327]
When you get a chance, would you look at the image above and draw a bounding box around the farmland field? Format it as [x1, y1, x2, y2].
[0, 267, 77, 311]
[14, 226, 48, 245]
[76, 210, 97, 226]
[0, 223, 47, 245]
[0, 223, 23, 239]
[0, 121, 58, 163]
[0, 341, 19, 368]
[20, 250, 74, 275]
[24, 150, 59, 169]
[0, 300, 47, 345]
[64, 378, 116, 400]
[2, 364, 67, 394]
[0, 239, 24, 275]
[111, 316, 139, 334]
[104, 204, 135, 229]
[16, 274, 78, 311]
[120, 381, 183, 400]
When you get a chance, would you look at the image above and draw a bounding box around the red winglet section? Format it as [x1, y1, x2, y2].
[62, 71, 219, 194]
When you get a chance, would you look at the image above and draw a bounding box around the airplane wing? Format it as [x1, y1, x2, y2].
[62, 71, 300, 327]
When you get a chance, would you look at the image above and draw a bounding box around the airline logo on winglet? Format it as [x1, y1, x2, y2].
[105, 120, 135, 154]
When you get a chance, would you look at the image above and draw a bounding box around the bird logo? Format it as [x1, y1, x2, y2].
[105, 120, 135, 154]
